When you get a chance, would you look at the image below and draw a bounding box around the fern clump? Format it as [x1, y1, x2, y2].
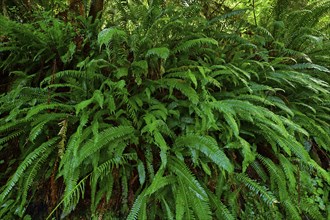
[0, 0, 329, 219]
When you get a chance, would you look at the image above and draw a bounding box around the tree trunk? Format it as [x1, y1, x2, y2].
[89, 0, 104, 22]
[68, 0, 85, 16]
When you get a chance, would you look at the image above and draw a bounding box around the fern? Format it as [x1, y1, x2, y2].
[157, 78, 199, 104]
[175, 178, 195, 220]
[0, 137, 59, 202]
[145, 170, 175, 196]
[206, 188, 234, 220]
[189, 186, 212, 220]
[146, 47, 170, 60]
[19, 147, 53, 215]
[98, 27, 127, 47]
[257, 154, 288, 200]
[174, 134, 233, 172]
[0, 130, 24, 145]
[291, 63, 330, 73]
[236, 173, 279, 206]
[126, 193, 147, 220]
[168, 157, 207, 200]
[75, 126, 135, 167]
[26, 103, 73, 119]
[1, 0, 330, 218]
[173, 37, 218, 53]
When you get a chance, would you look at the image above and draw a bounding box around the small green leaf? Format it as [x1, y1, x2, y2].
[137, 160, 146, 185]
[146, 47, 170, 60]
[93, 90, 104, 109]
[76, 99, 93, 115]
[98, 28, 126, 48]
[188, 70, 198, 88]
[116, 67, 128, 78]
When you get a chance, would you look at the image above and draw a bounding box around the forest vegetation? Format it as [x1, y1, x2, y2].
[0, 0, 329, 219]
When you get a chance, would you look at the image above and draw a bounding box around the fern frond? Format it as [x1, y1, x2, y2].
[278, 154, 297, 189]
[291, 63, 330, 73]
[75, 126, 135, 167]
[236, 173, 279, 206]
[0, 137, 59, 202]
[98, 27, 127, 48]
[95, 153, 137, 178]
[300, 198, 324, 220]
[157, 78, 199, 104]
[257, 154, 288, 200]
[40, 70, 106, 86]
[205, 187, 234, 220]
[0, 130, 24, 145]
[26, 103, 73, 119]
[282, 199, 300, 220]
[188, 181, 212, 220]
[208, 9, 248, 25]
[47, 172, 88, 220]
[145, 169, 175, 196]
[174, 134, 234, 172]
[162, 198, 174, 220]
[146, 47, 170, 60]
[168, 157, 207, 200]
[126, 192, 146, 220]
[173, 37, 218, 53]
[28, 113, 68, 142]
[19, 147, 53, 214]
[175, 178, 195, 220]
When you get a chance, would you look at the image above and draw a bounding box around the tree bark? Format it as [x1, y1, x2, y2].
[89, 0, 104, 22]
[68, 0, 85, 16]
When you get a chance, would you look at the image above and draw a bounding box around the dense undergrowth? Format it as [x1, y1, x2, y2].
[0, 0, 329, 219]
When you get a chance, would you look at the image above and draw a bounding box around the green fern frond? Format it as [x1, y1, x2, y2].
[98, 27, 127, 48]
[168, 157, 207, 200]
[175, 178, 195, 220]
[0, 137, 59, 202]
[307, 160, 330, 183]
[162, 198, 174, 220]
[59, 112, 89, 175]
[40, 70, 106, 86]
[0, 130, 24, 145]
[210, 101, 239, 137]
[19, 147, 53, 215]
[126, 192, 147, 220]
[44, 83, 85, 92]
[75, 126, 135, 167]
[188, 183, 212, 220]
[145, 170, 175, 196]
[278, 154, 297, 190]
[95, 153, 137, 178]
[173, 38, 218, 53]
[236, 173, 279, 206]
[208, 9, 248, 25]
[257, 154, 288, 200]
[251, 160, 268, 182]
[0, 118, 32, 133]
[29, 113, 68, 142]
[174, 134, 234, 172]
[157, 78, 199, 104]
[300, 198, 324, 220]
[291, 63, 330, 73]
[47, 172, 88, 220]
[146, 47, 170, 60]
[205, 187, 234, 220]
[282, 199, 301, 220]
[26, 103, 73, 119]
[276, 136, 310, 162]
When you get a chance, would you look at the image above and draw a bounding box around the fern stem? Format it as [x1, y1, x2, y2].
[252, 0, 257, 26]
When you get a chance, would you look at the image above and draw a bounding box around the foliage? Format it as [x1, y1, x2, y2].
[0, 0, 329, 219]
